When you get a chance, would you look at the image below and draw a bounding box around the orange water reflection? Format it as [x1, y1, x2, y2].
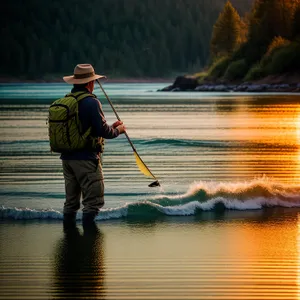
[296, 111, 300, 182]
[213, 98, 300, 183]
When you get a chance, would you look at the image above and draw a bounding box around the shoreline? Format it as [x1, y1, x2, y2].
[159, 74, 300, 93]
[162, 82, 300, 93]
[1, 76, 298, 93]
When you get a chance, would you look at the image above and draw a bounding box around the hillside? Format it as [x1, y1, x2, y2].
[194, 0, 300, 86]
[1, 0, 253, 80]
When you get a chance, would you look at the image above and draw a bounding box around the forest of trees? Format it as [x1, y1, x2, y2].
[200, 0, 300, 82]
[1, 0, 252, 80]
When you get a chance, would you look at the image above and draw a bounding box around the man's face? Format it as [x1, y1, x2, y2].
[87, 80, 95, 92]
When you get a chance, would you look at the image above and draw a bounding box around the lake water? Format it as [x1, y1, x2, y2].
[1, 83, 300, 299]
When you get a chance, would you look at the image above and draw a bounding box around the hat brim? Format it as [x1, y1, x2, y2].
[63, 74, 106, 84]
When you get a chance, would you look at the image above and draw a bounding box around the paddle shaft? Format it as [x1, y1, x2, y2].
[96, 79, 159, 185]
[96, 79, 137, 152]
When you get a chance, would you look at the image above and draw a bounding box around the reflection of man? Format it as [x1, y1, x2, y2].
[53, 224, 105, 299]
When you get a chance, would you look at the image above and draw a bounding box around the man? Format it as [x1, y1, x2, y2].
[59, 64, 125, 227]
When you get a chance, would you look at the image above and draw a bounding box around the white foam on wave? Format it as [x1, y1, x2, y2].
[0, 205, 129, 221]
[1, 178, 300, 220]
[160, 196, 300, 216]
[0, 206, 63, 220]
[153, 177, 300, 203]
[2, 194, 300, 220]
[95, 206, 128, 220]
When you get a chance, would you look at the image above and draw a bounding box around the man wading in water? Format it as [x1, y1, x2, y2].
[48, 64, 126, 228]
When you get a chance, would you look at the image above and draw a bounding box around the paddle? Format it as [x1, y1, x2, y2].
[96, 79, 160, 188]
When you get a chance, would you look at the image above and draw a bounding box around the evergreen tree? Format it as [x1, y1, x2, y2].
[208, 0, 300, 80]
[275, 0, 300, 39]
[292, 3, 300, 38]
[210, 1, 243, 59]
[248, 0, 299, 44]
[244, 0, 300, 63]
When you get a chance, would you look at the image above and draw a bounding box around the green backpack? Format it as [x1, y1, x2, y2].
[48, 91, 103, 153]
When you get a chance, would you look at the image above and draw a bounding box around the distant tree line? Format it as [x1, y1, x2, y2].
[1, 0, 252, 79]
[199, 0, 300, 82]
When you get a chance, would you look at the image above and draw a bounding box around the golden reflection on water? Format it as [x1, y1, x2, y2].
[96, 215, 300, 300]
[243, 101, 300, 183]
[297, 214, 300, 300]
[296, 110, 300, 183]
[212, 100, 300, 183]
[2, 214, 300, 300]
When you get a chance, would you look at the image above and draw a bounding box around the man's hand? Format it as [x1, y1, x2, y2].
[112, 120, 126, 134]
[116, 124, 126, 134]
[112, 120, 123, 128]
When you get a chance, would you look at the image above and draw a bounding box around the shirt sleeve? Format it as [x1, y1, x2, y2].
[89, 97, 120, 139]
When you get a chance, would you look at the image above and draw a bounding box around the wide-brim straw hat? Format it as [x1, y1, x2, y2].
[63, 64, 106, 84]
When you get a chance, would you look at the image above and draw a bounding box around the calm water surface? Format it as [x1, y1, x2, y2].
[0, 83, 300, 299]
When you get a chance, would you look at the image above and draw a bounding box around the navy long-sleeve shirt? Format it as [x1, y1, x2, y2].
[60, 87, 120, 160]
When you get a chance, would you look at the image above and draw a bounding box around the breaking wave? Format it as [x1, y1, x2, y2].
[1, 178, 299, 221]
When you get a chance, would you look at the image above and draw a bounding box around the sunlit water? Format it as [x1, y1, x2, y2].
[1, 83, 300, 299]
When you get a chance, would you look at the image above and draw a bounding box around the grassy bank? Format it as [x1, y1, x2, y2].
[195, 40, 300, 85]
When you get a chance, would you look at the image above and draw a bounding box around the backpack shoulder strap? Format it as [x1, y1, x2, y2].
[65, 91, 95, 102]
[78, 92, 98, 102]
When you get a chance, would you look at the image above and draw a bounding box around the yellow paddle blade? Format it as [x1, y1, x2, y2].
[134, 151, 155, 179]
